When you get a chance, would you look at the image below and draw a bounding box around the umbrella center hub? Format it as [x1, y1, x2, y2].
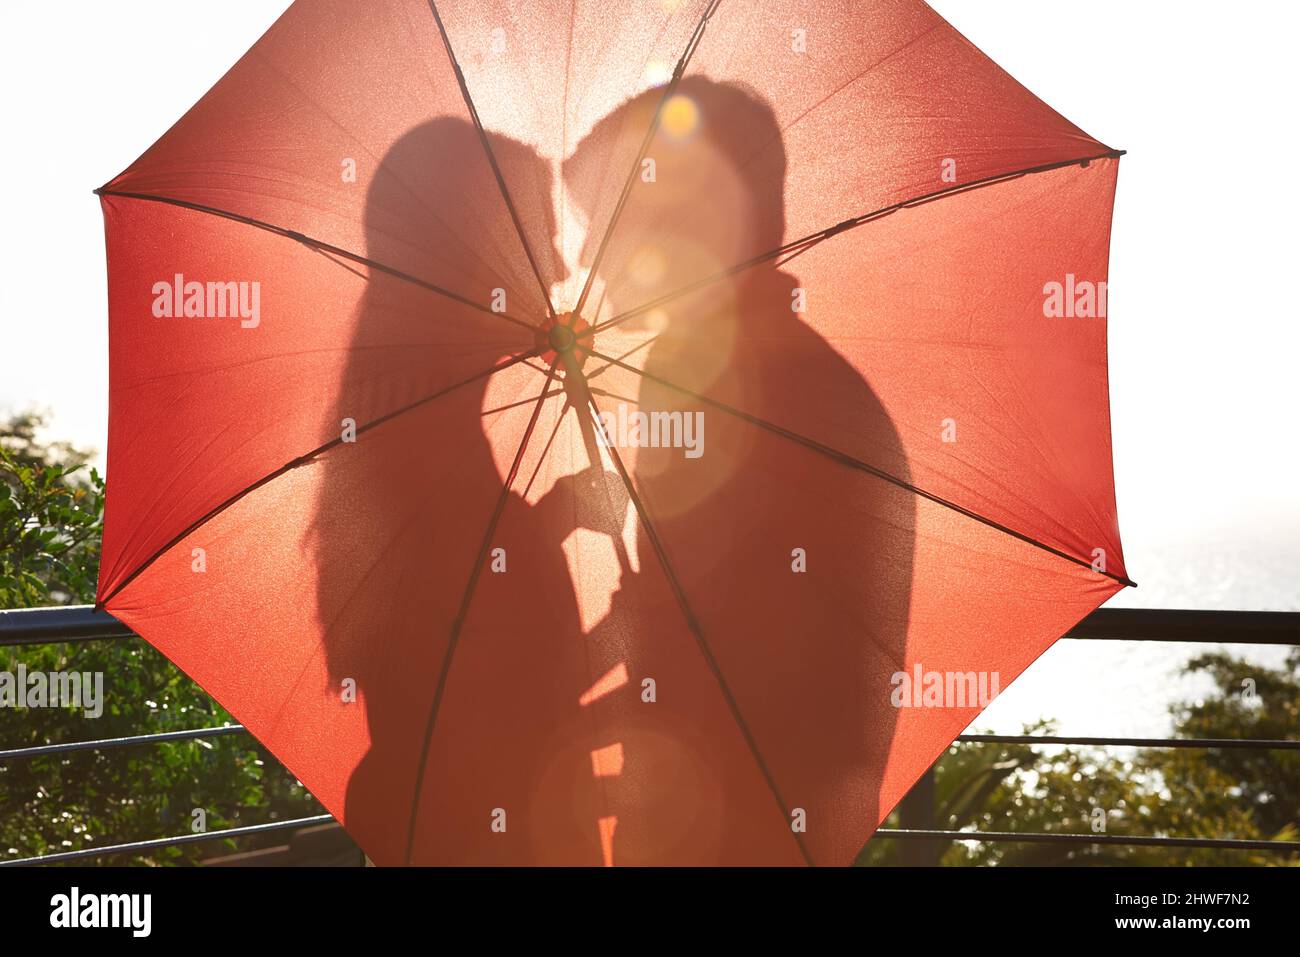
[538, 311, 591, 370]
[548, 323, 576, 352]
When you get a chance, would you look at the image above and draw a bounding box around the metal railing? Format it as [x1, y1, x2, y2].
[1, 605, 1297, 865]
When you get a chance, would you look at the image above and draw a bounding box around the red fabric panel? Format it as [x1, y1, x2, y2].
[106, 369, 541, 866]
[575, 158, 1126, 585]
[103, 0, 550, 319]
[97, 196, 531, 599]
[563, 0, 1111, 324]
[585, 355, 1119, 864]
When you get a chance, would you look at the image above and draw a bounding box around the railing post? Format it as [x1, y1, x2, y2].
[897, 765, 937, 866]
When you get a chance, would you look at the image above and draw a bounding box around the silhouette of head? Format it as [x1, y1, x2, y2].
[563, 78, 786, 322]
[363, 116, 564, 324]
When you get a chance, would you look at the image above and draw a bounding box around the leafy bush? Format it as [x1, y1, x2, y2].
[0, 412, 323, 865]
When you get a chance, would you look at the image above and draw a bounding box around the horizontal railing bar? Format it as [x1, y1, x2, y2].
[2, 605, 1295, 647]
[1065, 607, 1299, 644]
[4, 726, 1296, 764]
[14, 822, 1294, 864]
[0, 605, 133, 645]
[0, 814, 336, 867]
[957, 734, 1300, 750]
[0, 724, 246, 761]
[875, 828, 1300, 851]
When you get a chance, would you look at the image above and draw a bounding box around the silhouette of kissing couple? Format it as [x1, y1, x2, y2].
[312, 77, 912, 866]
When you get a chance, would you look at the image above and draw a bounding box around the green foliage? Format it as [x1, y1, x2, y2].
[0, 411, 103, 607]
[861, 652, 1300, 866]
[0, 411, 323, 865]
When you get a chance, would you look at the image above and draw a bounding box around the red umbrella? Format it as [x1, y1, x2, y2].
[95, 0, 1129, 865]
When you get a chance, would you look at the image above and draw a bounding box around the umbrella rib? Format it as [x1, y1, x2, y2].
[576, 372, 816, 866]
[581, 148, 1125, 338]
[93, 187, 540, 335]
[404, 359, 560, 865]
[96, 346, 544, 610]
[522, 395, 568, 499]
[583, 347, 1136, 588]
[425, 0, 558, 322]
[572, 0, 723, 318]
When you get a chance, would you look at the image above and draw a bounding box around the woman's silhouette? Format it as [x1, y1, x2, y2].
[311, 119, 604, 865]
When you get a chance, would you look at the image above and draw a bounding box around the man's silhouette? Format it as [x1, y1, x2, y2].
[562, 79, 916, 864]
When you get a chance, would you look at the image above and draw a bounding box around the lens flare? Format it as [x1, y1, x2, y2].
[629, 244, 668, 288]
[661, 94, 700, 140]
[642, 60, 671, 85]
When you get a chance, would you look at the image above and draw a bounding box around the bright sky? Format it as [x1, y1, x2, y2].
[2, 0, 1296, 632]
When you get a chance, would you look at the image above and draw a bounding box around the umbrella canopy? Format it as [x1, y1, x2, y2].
[96, 0, 1129, 865]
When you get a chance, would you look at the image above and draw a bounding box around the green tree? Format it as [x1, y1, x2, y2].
[860, 652, 1300, 866]
[0, 411, 323, 865]
[0, 410, 103, 607]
